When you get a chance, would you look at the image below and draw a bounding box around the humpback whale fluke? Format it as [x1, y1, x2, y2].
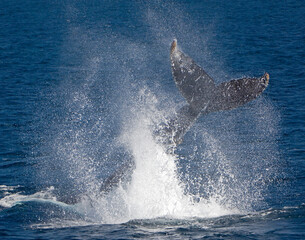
[166, 39, 269, 144]
[100, 39, 269, 192]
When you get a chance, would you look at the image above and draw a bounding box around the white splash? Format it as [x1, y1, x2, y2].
[121, 116, 238, 220]
[72, 89, 239, 224]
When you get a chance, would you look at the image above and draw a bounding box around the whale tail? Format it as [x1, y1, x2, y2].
[100, 39, 269, 192]
[166, 40, 269, 144]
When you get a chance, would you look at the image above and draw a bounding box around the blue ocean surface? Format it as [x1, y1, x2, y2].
[1, 0, 304, 239]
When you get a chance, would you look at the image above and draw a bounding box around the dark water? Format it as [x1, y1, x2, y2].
[1, 0, 304, 239]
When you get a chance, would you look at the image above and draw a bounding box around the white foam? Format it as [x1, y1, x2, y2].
[0, 185, 20, 191]
[0, 186, 63, 208]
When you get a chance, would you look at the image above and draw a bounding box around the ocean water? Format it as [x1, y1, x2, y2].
[1, 0, 304, 239]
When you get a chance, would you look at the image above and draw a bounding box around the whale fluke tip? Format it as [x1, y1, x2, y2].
[171, 39, 177, 54]
[263, 72, 270, 86]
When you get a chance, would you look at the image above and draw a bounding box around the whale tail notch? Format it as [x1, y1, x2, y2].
[168, 39, 269, 144]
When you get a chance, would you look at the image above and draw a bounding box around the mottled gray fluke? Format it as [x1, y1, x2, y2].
[166, 39, 269, 144]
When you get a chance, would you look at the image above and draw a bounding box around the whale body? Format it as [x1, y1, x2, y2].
[100, 39, 269, 192]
